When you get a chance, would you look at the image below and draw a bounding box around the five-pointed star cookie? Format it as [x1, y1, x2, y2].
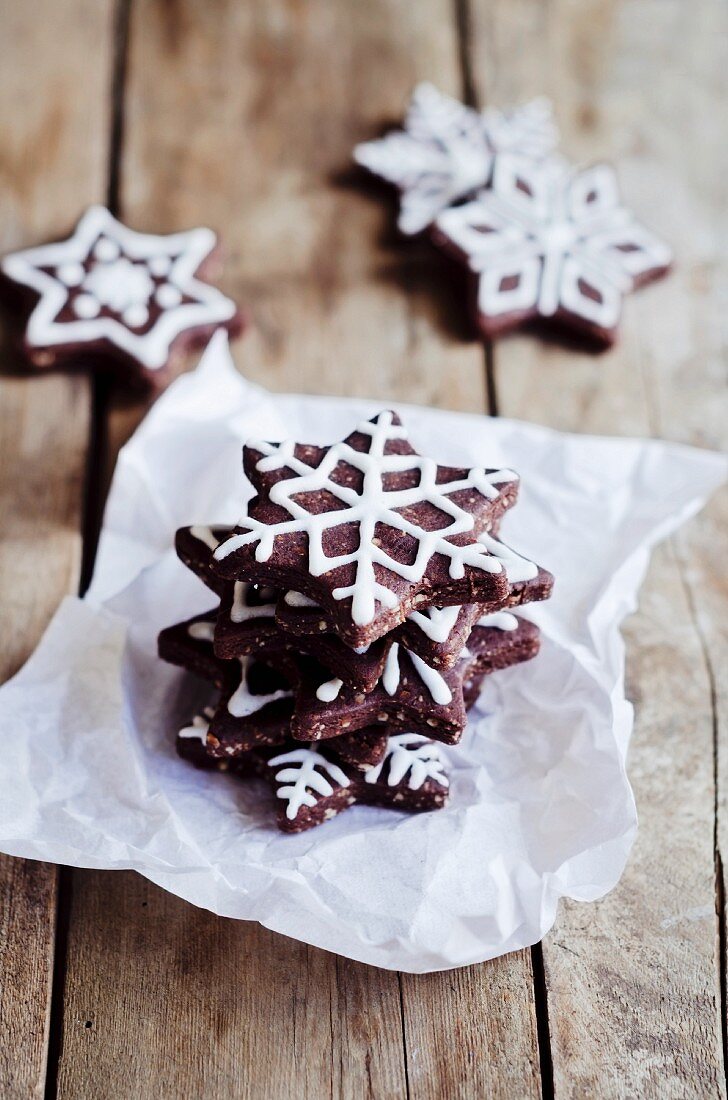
[0, 205, 242, 385]
[212, 410, 520, 648]
[432, 155, 672, 346]
[354, 83, 558, 234]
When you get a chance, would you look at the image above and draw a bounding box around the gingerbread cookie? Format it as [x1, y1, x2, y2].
[175, 525, 392, 693]
[267, 732, 449, 833]
[276, 531, 553, 669]
[0, 206, 242, 385]
[159, 613, 389, 767]
[212, 411, 520, 648]
[432, 155, 672, 347]
[291, 616, 540, 745]
[354, 83, 558, 234]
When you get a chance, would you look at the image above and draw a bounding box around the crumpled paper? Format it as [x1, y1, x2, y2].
[0, 332, 724, 972]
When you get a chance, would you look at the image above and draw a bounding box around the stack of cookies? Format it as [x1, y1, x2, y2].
[158, 410, 553, 833]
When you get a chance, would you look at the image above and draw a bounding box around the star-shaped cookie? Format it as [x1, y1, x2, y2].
[0, 205, 242, 385]
[354, 83, 558, 234]
[432, 155, 672, 346]
[292, 615, 541, 745]
[212, 410, 520, 648]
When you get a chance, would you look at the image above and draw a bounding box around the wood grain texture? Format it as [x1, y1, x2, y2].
[57, 2, 541, 1098]
[0, 2, 114, 1097]
[470, 0, 728, 1094]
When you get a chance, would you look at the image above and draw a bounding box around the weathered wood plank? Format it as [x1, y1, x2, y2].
[470, 0, 727, 1094]
[0, 2, 115, 1096]
[57, 1, 542, 1096]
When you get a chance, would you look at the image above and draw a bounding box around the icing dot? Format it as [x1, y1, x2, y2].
[155, 284, 182, 309]
[148, 255, 172, 277]
[122, 303, 149, 328]
[73, 293, 100, 319]
[94, 237, 121, 262]
[56, 262, 84, 287]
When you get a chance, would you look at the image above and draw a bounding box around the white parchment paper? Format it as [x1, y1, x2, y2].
[0, 332, 724, 972]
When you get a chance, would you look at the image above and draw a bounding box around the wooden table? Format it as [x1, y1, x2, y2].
[1, 1, 725, 1096]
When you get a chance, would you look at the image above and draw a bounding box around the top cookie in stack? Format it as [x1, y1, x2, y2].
[158, 410, 553, 832]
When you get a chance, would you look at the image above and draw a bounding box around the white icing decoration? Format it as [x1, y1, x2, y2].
[477, 531, 538, 583]
[354, 83, 558, 235]
[284, 590, 318, 608]
[148, 255, 172, 277]
[190, 525, 221, 551]
[1, 205, 237, 370]
[269, 748, 350, 820]
[316, 677, 344, 702]
[122, 303, 149, 328]
[434, 156, 672, 333]
[94, 237, 120, 262]
[57, 262, 84, 287]
[188, 620, 215, 642]
[364, 733, 449, 790]
[73, 293, 100, 319]
[155, 284, 182, 309]
[227, 657, 290, 718]
[215, 411, 515, 627]
[476, 610, 519, 631]
[230, 580, 276, 624]
[84, 256, 154, 315]
[178, 705, 215, 743]
[407, 604, 461, 643]
[380, 642, 452, 706]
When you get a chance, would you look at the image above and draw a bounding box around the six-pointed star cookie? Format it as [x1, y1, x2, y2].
[0, 205, 242, 384]
[432, 155, 672, 346]
[354, 83, 558, 234]
[212, 410, 520, 648]
[292, 616, 541, 745]
[158, 611, 389, 767]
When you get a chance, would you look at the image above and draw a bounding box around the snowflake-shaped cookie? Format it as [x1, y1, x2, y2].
[432, 155, 672, 345]
[0, 205, 241, 383]
[354, 83, 558, 234]
[213, 411, 520, 647]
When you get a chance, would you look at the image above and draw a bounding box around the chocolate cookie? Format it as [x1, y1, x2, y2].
[159, 614, 388, 767]
[354, 83, 558, 235]
[431, 156, 672, 348]
[276, 531, 553, 669]
[291, 616, 540, 745]
[0, 206, 242, 387]
[212, 410, 520, 648]
[267, 732, 449, 833]
[175, 525, 391, 693]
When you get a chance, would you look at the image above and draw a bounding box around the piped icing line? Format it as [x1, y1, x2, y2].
[269, 748, 350, 820]
[227, 657, 291, 718]
[230, 581, 276, 624]
[477, 531, 538, 583]
[188, 620, 215, 642]
[283, 590, 318, 608]
[477, 610, 519, 631]
[190, 525, 222, 551]
[380, 643, 453, 706]
[1, 206, 238, 370]
[364, 733, 449, 790]
[178, 706, 215, 743]
[406, 604, 461, 643]
[316, 678, 344, 702]
[433, 156, 672, 334]
[354, 84, 558, 235]
[215, 411, 515, 627]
